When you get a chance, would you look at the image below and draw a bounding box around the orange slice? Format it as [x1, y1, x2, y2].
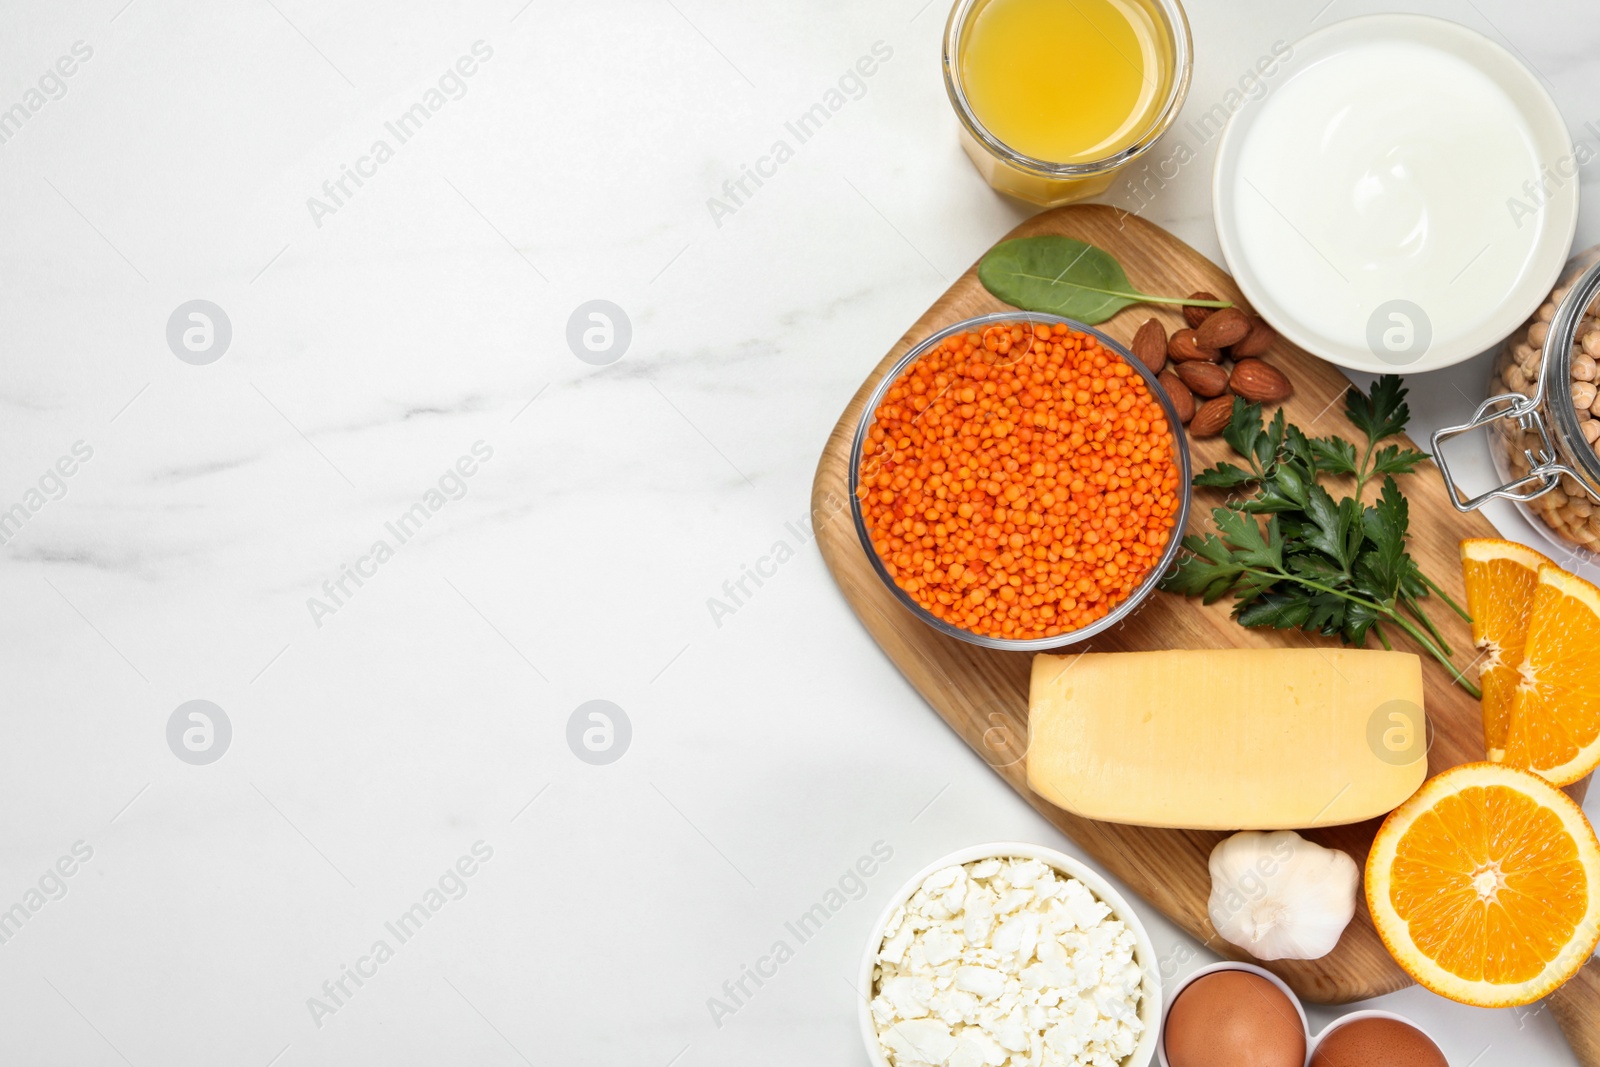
[1366, 762, 1600, 1006]
[1504, 564, 1600, 786]
[1461, 539, 1553, 761]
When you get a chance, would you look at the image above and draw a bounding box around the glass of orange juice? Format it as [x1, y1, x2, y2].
[943, 0, 1192, 206]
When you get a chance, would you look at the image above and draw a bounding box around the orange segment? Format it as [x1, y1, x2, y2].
[1460, 539, 1553, 760]
[1366, 762, 1600, 1006]
[1505, 565, 1600, 786]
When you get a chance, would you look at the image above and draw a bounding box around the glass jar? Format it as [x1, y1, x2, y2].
[1434, 248, 1600, 561]
[942, 0, 1192, 207]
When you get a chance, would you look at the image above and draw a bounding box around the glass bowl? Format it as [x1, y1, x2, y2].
[847, 311, 1192, 651]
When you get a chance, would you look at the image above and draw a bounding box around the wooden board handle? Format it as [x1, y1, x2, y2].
[1550, 957, 1600, 1067]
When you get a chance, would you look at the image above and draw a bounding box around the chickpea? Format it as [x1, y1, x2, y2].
[1529, 320, 1550, 347]
[1583, 419, 1600, 444]
[1573, 380, 1598, 410]
[1584, 329, 1600, 359]
[1575, 353, 1598, 382]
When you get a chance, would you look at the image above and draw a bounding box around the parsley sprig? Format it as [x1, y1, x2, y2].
[1160, 376, 1478, 697]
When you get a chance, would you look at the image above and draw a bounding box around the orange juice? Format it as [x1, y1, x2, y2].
[961, 0, 1167, 163]
[943, 0, 1188, 204]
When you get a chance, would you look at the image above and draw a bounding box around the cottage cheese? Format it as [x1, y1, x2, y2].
[869, 857, 1144, 1067]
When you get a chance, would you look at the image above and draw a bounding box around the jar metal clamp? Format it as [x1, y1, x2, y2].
[1433, 256, 1600, 512]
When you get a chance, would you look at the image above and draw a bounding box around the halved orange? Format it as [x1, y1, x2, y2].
[1366, 762, 1600, 1006]
[1460, 538, 1553, 760]
[1504, 564, 1600, 785]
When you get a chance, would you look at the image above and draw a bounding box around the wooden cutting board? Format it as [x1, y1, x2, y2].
[813, 205, 1597, 1015]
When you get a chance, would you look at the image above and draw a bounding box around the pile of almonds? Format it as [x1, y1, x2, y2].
[1491, 249, 1600, 552]
[1129, 294, 1292, 437]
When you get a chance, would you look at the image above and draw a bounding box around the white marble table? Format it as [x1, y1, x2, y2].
[3, 0, 1598, 1064]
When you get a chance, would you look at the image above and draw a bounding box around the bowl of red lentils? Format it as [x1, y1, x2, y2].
[850, 312, 1191, 649]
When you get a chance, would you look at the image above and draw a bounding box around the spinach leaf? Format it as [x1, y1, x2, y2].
[978, 236, 1230, 324]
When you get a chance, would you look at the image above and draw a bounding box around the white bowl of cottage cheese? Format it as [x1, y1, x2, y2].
[859, 842, 1161, 1067]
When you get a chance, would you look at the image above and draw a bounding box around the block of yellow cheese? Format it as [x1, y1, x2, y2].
[1027, 649, 1427, 830]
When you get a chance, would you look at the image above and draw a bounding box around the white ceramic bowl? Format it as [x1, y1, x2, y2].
[1157, 961, 1446, 1067]
[1156, 962, 1308, 1067]
[1308, 1009, 1447, 1065]
[1213, 13, 1578, 374]
[857, 841, 1163, 1067]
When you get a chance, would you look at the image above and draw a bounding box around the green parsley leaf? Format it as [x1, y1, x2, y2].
[1244, 462, 1311, 514]
[1215, 506, 1283, 571]
[1255, 407, 1287, 472]
[1286, 552, 1350, 585]
[1193, 462, 1257, 489]
[1309, 436, 1358, 477]
[1297, 485, 1358, 568]
[1346, 374, 1411, 446]
[1303, 590, 1349, 637]
[1359, 476, 1409, 600]
[1341, 596, 1382, 646]
[1237, 591, 1313, 630]
[1221, 398, 1266, 471]
[1370, 443, 1429, 477]
[1161, 534, 1246, 603]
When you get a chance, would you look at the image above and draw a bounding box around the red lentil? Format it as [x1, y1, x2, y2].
[855, 322, 1181, 640]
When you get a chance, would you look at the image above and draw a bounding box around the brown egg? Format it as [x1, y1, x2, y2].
[1311, 1017, 1448, 1067]
[1163, 971, 1307, 1067]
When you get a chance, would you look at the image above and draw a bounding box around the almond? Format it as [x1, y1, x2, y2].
[1157, 369, 1195, 424]
[1189, 396, 1234, 437]
[1130, 318, 1168, 374]
[1229, 358, 1294, 403]
[1229, 315, 1277, 358]
[1195, 306, 1250, 349]
[1175, 360, 1229, 398]
[1168, 328, 1222, 363]
[1184, 292, 1220, 329]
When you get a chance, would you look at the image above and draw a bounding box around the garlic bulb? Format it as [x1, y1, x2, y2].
[1207, 830, 1358, 961]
